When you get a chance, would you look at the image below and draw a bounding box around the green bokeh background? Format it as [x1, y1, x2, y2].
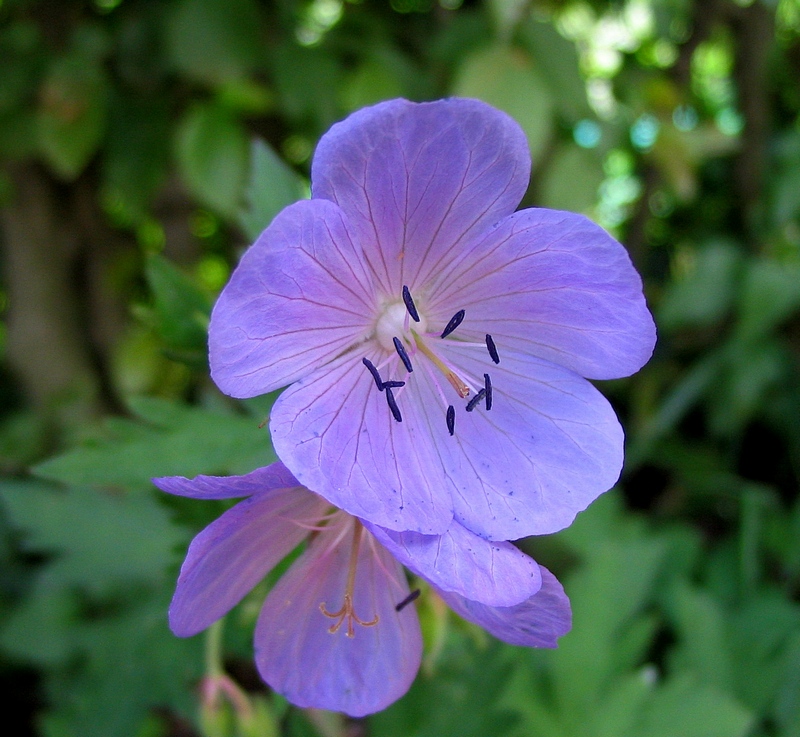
[1, 0, 800, 735]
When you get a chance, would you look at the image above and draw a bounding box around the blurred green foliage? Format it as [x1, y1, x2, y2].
[1, 0, 800, 736]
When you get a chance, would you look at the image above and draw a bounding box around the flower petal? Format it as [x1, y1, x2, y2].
[438, 565, 571, 648]
[311, 98, 530, 297]
[169, 484, 329, 636]
[153, 462, 300, 500]
[209, 199, 376, 398]
[270, 350, 454, 535]
[429, 208, 656, 380]
[255, 518, 422, 717]
[366, 520, 541, 607]
[272, 341, 620, 540]
[427, 343, 624, 540]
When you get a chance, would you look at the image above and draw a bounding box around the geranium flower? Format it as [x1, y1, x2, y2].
[209, 98, 656, 540]
[154, 463, 571, 716]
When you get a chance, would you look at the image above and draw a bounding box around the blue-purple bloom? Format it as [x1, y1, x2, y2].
[209, 98, 656, 540]
[154, 464, 571, 716]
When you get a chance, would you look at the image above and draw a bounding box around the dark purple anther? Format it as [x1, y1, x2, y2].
[485, 334, 499, 364]
[381, 380, 406, 389]
[362, 357, 384, 391]
[386, 386, 402, 422]
[402, 285, 420, 322]
[466, 388, 487, 412]
[484, 373, 492, 411]
[446, 405, 455, 436]
[395, 588, 421, 612]
[440, 309, 465, 339]
[393, 337, 413, 373]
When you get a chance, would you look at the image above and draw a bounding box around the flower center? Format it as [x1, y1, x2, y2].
[362, 285, 500, 436]
[375, 302, 427, 351]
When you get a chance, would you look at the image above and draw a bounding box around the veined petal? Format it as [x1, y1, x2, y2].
[169, 484, 329, 636]
[311, 98, 530, 297]
[429, 343, 624, 540]
[438, 565, 571, 648]
[153, 462, 300, 500]
[366, 520, 541, 607]
[270, 351, 454, 535]
[209, 199, 376, 398]
[255, 518, 422, 717]
[429, 208, 656, 380]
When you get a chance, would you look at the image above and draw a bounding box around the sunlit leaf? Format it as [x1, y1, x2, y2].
[239, 139, 307, 240]
[451, 44, 555, 163]
[175, 101, 249, 216]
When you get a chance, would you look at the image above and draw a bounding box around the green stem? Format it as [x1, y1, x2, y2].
[205, 618, 225, 679]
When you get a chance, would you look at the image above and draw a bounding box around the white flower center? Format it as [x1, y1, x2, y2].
[375, 302, 428, 351]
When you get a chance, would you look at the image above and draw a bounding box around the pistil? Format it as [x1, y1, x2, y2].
[414, 338, 470, 398]
[320, 521, 379, 638]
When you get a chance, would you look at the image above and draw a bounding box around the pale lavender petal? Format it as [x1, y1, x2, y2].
[270, 350, 454, 535]
[439, 565, 571, 648]
[311, 98, 530, 297]
[427, 208, 656, 380]
[272, 340, 621, 540]
[153, 462, 300, 500]
[421, 343, 624, 540]
[209, 199, 376, 398]
[169, 485, 329, 636]
[365, 520, 541, 607]
[255, 518, 422, 717]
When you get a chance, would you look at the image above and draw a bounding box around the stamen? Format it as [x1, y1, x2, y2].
[395, 589, 421, 612]
[320, 522, 380, 637]
[385, 387, 403, 422]
[485, 334, 500, 364]
[440, 309, 466, 339]
[484, 373, 493, 411]
[402, 285, 420, 322]
[381, 380, 406, 389]
[414, 339, 470, 398]
[446, 405, 455, 436]
[466, 388, 487, 412]
[393, 337, 414, 373]
[362, 357, 384, 391]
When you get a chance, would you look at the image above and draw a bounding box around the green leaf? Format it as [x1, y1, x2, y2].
[451, 44, 555, 163]
[52, 596, 201, 737]
[709, 340, 787, 436]
[517, 18, 593, 124]
[735, 257, 800, 342]
[0, 481, 185, 597]
[635, 675, 753, 737]
[659, 240, 742, 331]
[37, 53, 109, 179]
[487, 0, 529, 38]
[271, 42, 341, 127]
[33, 397, 275, 490]
[664, 583, 733, 693]
[167, 0, 262, 85]
[538, 143, 603, 213]
[102, 93, 171, 222]
[176, 102, 249, 217]
[239, 139, 307, 240]
[145, 253, 211, 357]
[340, 55, 408, 114]
[0, 570, 76, 666]
[371, 640, 519, 737]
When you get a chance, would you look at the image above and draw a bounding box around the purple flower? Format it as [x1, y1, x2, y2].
[209, 98, 656, 540]
[154, 463, 571, 717]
